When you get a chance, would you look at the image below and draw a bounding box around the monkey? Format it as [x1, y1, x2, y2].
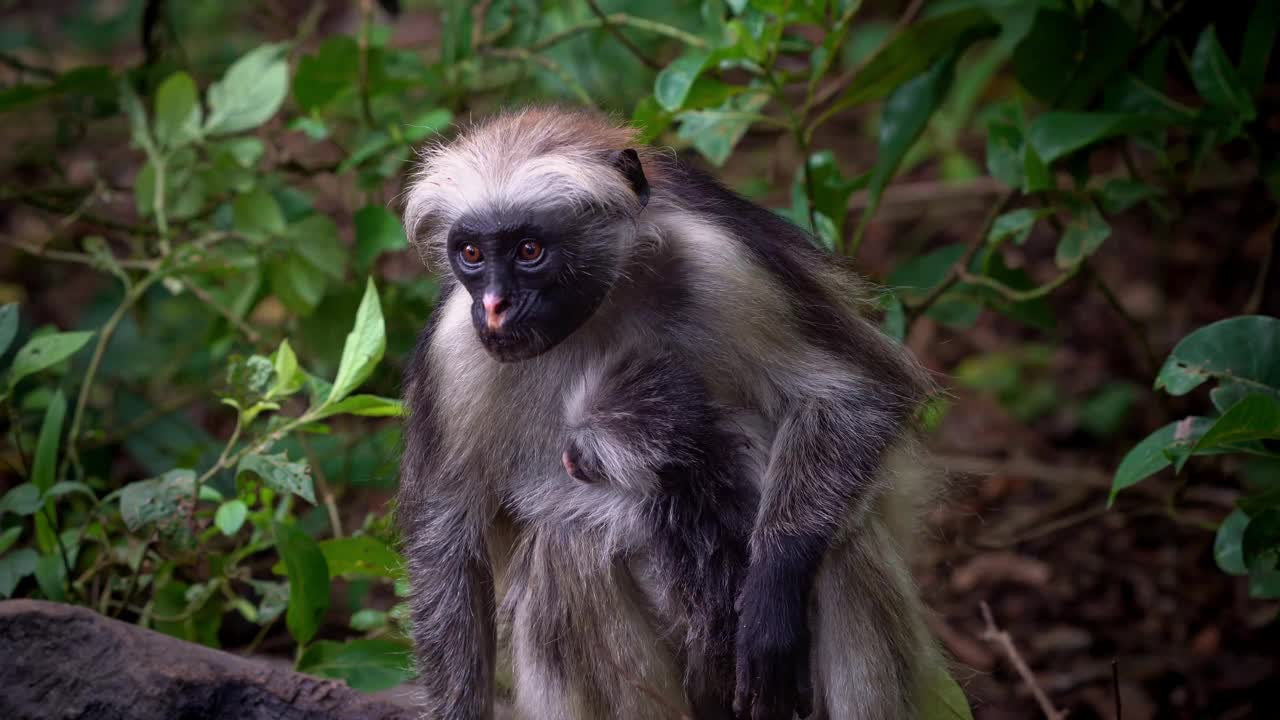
[398, 107, 940, 720]
[559, 345, 758, 718]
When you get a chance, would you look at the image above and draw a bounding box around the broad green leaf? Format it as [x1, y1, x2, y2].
[44, 481, 94, 501]
[916, 660, 974, 720]
[233, 187, 286, 237]
[986, 208, 1043, 247]
[1240, 485, 1280, 519]
[8, 330, 94, 392]
[1190, 27, 1255, 120]
[238, 452, 315, 504]
[1109, 418, 1213, 505]
[205, 44, 289, 135]
[0, 66, 112, 113]
[676, 90, 769, 166]
[327, 279, 386, 404]
[1012, 5, 1134, 109]
[0, 303, 17, 358]
[31, 389, 65, 492]
[1098, 178, 1164, 214]
[120, 79, 155, 153]
[403, 108, 454, 143]
[288, 215, 346, 281]
[1077, 382, 1137, 437]
[1027, 112, 1170, 165]
[296, 638, 412, 692]
[866, 50, 961, 216]
[881, 293, 906, 343]
[274, 520, 331, 646]
[1055, 202, 1111, 268]
[1241, 0, 1279, 96]
[1154, 316, 1280, 397]
[1215, 509, 1250, 575]
[294, 36, 358, 112]
[836, 10, 995, 108]
[655, 49, 711, 112]
[218, 137, 265, 167]
[249, 579, 290, 624]
[1249, 562, 1280, 599]
[220, 354, 277, 412]
[268, 254, 328, 315]
[1243, 508, 1280, 565]
[119, 469, 195, 531]
[311, 394, 403, 421]
[354, 206, 409, 271]
[318, 535, 403, 579]
[632, 95, 673, 143]
[984, 121, 1023, 186]
[0, 548, 38, 598]
[34, 553, 65, 601]
[0, 526, 20, 556]
[1190, 394, 1280, 454]
[154, 71, 202, 148]
[268, 339, 305, 399]
[0, 483, 41, 517]
[215, 499, 249, 536]
[349, 608, 389, 632]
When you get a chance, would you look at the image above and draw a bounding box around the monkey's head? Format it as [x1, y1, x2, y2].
[404, 109, 652, 362]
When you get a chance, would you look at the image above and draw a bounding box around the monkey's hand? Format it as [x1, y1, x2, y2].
[732, 563, 814, 720]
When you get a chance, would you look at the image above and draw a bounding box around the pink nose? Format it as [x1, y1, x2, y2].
[482, 293, 509, 330]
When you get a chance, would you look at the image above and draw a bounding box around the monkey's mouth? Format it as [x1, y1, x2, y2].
[475, 326, 554, 363]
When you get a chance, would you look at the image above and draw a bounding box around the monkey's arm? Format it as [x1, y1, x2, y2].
[734, 391, 904, 720]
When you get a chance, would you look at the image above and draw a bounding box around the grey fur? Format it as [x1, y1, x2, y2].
[398, 108, 939, 720]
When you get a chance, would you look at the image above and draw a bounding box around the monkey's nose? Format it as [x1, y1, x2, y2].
[482, 293, 509, 330]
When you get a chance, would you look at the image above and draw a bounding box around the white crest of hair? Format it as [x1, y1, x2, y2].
[403, 107, 645, 270]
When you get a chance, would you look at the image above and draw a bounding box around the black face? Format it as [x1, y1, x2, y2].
[446, 207, 616, 362]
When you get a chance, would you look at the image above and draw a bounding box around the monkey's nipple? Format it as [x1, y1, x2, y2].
[562, 448, 593, 483]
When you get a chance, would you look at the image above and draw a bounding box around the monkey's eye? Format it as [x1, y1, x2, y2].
[516, 240, 544, 264]
[460, 244, 484, 265]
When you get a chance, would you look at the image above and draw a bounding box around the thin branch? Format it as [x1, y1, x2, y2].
[482, 48, 593, 105]
[904, 191, 1014, 326]
[527, 13, 707, 54]
[179, 276, 262, 344]
[1112, 660, 1123, 720]
[955, 263, 1083, 303]
[300, 436, 343, 539]
[808, 0, 925, 129]
[585, 0, 661, 70]
[356, 0, 376, 127]
[1088, 261, 1158, 372]
[3, 239, 158, 271]
[980, 601, 1067, 720]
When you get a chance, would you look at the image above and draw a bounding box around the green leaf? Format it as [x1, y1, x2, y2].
[8, 330, 94, 392]
[986, 208, 1042, 247]
[326, 279, 386, 404]
[0, 526, 20, 556]
[31, 389, 65, 492]
[655, 49, 711, 112]
[294, 36, 358, 112]
[0, 484, 42, 517]
[318, 535, 402, 579]
[288, 215, 346, 281]
[1027, 112, 1170, 165]
[268, 339, 305, 399]
[268, 254, 328, 315]
[238, 452, 315, 505]
[1243, 508, 1280, 566]
[205, 44, 290, 135]
[916, 660, 974, 720]
[1109, 418, 1213, 505]
[1215, 508, 1250, 576]
[0, 303, 18, 358]
[34, 553, 65, 601]
[273, 520, 331, 646]
[1055, 201, 1111, 268]
[154, 71, 202, 148]
[296, 638, 412, 692]
[215, 499, 248, 536]
[1241, 0, 1279, 97]
[984, 121, 1023, 187]
[44, 481, 94, 501]
[1154, 316, 1280, 397]
[119, 469, 195, 531]
[1190, 26, 1256, 120]
[354, 206, 409, 271]
[0, 548, 38, 598]
[311, 394, 403, 421]
[866, 50, 961, 217]
[403, 108, 454, 143]
[1097, 178, 1164, 214]
[837, 9, 995, 108]
[676, 90, 769, 166]
[233, 187, 286, 237]
[1189, 393, 1280, 454]
[349, 608, 388, 632]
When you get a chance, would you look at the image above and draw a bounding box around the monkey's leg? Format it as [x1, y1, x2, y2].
[807, 518, 928, 720]
[506, 528, 689, 720]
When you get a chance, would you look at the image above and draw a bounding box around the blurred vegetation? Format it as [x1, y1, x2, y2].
[0, 0, 1276, 702]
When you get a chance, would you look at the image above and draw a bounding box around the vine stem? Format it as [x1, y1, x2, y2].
[356, 0, 375, 128]
[585, 0, 661, 70]
[63, 273, 163, 480]
[527, 13, 707, 54]
[191, 415, 243, 527]
[904, 191, 1014, 328]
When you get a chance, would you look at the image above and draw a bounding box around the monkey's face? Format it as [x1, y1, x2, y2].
[446, 207, 618, 362]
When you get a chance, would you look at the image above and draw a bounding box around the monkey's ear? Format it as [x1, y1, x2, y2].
[609, 148, 650, 209]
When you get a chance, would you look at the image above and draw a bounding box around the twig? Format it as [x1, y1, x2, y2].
[527, 13, 707, 54]
[482, 48, 593, 105]
[586, 0, 661, 70]
[112, 532, 156, 619]
[1088, 262, 1158, 372]
[979, 601, 1067, 720]
[0, 51, 57, 79]
[904, 191, 1014, 326]
[192, 415, 243, 528]
[300, 436, 343, 538]
[1112, 659, 1122, 720]
[955, 263, 1083, 303]
[356, 0, 376, 127]
[179, 276, 262, 343]
[808, 0, 925, 126]
[1244, 215, 1278, 315]
[4, 239, 158, 270]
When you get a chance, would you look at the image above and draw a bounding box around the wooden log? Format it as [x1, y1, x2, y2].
[0, 599, 414, 720]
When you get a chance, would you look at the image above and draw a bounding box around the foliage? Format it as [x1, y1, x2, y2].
[0, 0, 1274, 704]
